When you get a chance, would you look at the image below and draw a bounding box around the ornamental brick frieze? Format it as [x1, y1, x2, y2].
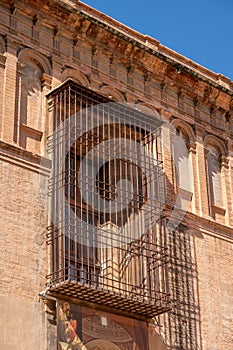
[1, 0, 232, 119]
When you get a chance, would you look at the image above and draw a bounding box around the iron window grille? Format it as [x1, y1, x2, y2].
[46, 79, 171, 319]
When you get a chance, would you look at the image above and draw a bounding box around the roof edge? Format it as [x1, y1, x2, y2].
[75, 1, 233, 94]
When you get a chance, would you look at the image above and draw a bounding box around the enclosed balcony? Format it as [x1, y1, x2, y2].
[46, 79, 171, 319]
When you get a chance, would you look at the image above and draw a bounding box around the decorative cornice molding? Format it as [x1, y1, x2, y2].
[77, 10, 233, 96]
[2, 0, 232, 96]
[0, 141, 51, 175]
[163, 205, 233, 242]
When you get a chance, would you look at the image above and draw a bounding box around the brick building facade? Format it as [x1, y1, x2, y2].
[0, 1, 233, 349]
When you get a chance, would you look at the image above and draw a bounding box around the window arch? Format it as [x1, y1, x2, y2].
[16, 48, 51, 151]
[20, 57, 42, 129]
[204, 135, 227, 216]
[18, 48, 51, 74]
[173, 128, 193, 191]
[99, 85, 125, 102]
[170, 119, 194, 210]
[62, 68, 90, 87]
[205, 144, 223, 208]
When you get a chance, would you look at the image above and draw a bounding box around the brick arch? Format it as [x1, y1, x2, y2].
[62, 68, 90, 87]
[17, 48, 51, 74]
[99, 85, 125, 102]
[134, 99, 157, 110]
[134, 100, 160, 119]
[204, 134, 227, 156]
[170, 118, 195, 144]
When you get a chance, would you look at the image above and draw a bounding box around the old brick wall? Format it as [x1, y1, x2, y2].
[0, 158, 49, 349]
[196, 233, 233, 349]
[0, 0, 232, 349]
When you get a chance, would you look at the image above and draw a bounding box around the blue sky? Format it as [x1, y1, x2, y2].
[82, 0, 233, 82]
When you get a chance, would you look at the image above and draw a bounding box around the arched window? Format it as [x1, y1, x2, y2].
[206, 144, 223, 209]
[172, 126, 193, 210]
[204, 134, 227, 221]
[20, 58, 42, 130]
[16, 49, 51, 152]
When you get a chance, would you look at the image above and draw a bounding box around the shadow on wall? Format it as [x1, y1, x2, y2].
[157, 224, 202, 350]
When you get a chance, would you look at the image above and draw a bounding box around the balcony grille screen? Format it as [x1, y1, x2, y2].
[46, 79, 170, 319]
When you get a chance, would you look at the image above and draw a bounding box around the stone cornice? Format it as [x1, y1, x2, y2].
[76, 4, 233, 92]
[2, 0, 232, 99]
[0, 141, 51, 175]
[164, 206, 233, 242]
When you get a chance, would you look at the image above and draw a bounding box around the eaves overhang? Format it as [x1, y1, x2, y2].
[76, 7, 233, 97]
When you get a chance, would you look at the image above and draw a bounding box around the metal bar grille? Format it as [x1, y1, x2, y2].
[46, 79, 170, 318]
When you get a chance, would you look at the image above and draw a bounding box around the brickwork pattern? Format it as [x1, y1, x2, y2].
[0, 0, 232, 349]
